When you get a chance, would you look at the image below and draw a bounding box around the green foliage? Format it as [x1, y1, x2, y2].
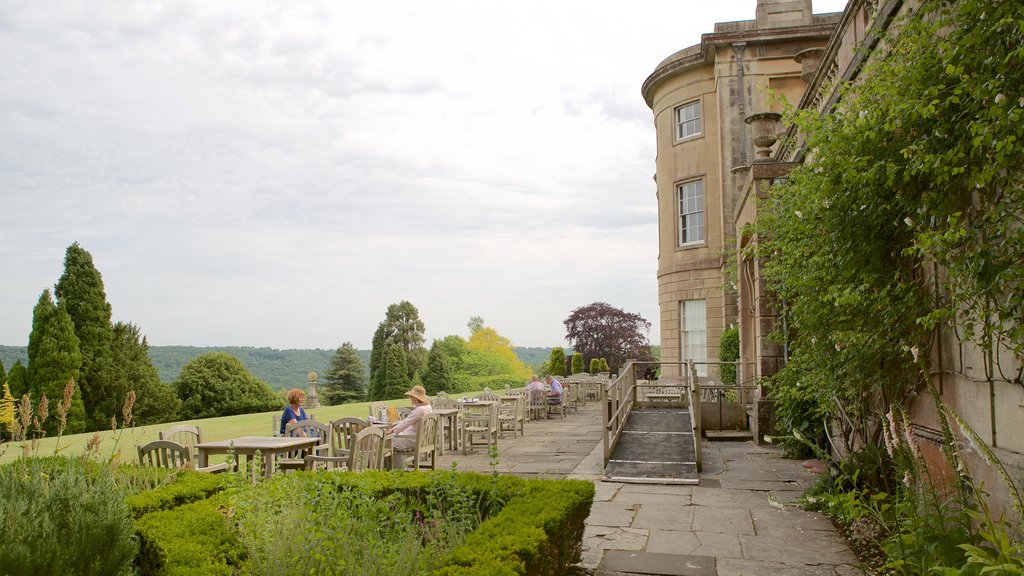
[546, 347, 566, 377]
[55, 242, 116, 431]
[599, 358, 609, 373]
[381, 339, 411, 399]
[752, 0, 1024, 451]
[0, 457, 138, 576]
[322, 342, 365, 405]
[110, 322, 180, 427]
[6, 360, 27, 399]
[422, 340, 457, 395]
[174, 352, 283, 419]
[462, 328, 530, 382]
[719, 326, 739, 386]
[148, 346, 343, 391]
[570, 352, 584, 375]
[588, 358, 600, 374]
[27, 294, 87, 435]
[466, 316, 484, 336]
[134, 493, 242, 576]
[125, 470, 228, 518]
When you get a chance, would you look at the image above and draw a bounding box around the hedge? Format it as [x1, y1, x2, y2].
[132, 470, 595, 575]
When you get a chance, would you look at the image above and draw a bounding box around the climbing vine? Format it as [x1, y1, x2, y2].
[754, 0, 1024, 452]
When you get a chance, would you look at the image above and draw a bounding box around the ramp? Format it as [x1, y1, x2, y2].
[604, 408, 698, 484]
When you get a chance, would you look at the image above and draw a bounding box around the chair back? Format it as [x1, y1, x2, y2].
[475, 391, 499, 402]
[159, 425, 202, 462]
[368, 402, 388, 422]
[411, 413, 439, 470]
[432, 397, 460, 410]
[436, 391, 449, 399]
[284, 420, 331, 458]
[138, 440, 191, 469]
[528, 388, 548, 420]
[349, 426, 386, 471]
[330, 417, 368, 456]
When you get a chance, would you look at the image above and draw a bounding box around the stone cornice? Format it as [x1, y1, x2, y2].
[641, 19, 840, 109]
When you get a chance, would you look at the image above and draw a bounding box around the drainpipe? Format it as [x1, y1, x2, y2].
[733, 42, 748, 166]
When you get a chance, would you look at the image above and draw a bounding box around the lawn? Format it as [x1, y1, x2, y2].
[0, 397, 412, 466]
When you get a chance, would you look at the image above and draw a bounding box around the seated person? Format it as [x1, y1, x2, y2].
[545, 375, 563, 404]
[391, 385, 433, 468]
[280, 388, 308, 436]
[526, 374, 546, 392]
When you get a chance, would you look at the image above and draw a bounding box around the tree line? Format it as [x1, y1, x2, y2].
[0, 243, 654, 435]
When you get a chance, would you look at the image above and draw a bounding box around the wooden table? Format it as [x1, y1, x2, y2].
[431, 408, 461, 455]
[196, 435, 320, 479]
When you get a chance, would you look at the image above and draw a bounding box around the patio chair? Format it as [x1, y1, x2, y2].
[393, 413, 438, 471]
[528, 388, 548, 421]
[330, 417, 369, 457]
[431, 397, 461, 453]
[350, 426, 387, 471]
[461, 402, 498, 454]
[137, 440, 229, 473]
[498, 395, 526, 438]
[547, 391, 566, 419]
[279, 420, 331, 471]
[159, 424, 203, 465]
[475, 391, 500, 402]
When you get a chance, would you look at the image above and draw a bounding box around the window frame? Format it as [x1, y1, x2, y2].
[677, 179, 705, 247]
[680, 299, 708, 377]
[674, 99, 702, 141]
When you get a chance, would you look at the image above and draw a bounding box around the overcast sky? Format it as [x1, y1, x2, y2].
[0, 0, 847, 350]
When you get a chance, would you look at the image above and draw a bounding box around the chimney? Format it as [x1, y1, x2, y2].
[755, 0, 814, 28]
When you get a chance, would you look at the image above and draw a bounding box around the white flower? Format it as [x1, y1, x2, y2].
[860, 205, 867, 210]
[904, 216, 914, 226]
[910, 346, 920, 362]
[994, 93, 1005, 104]
[822, 200, 831, 208]
[795, 210, 803, 219]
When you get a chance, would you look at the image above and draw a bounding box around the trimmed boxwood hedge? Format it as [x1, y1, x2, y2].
[132, 470, 595, 575]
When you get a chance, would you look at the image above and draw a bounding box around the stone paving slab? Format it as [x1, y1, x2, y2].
[599, 551, 716, 576]
[427, 400, 860, 575]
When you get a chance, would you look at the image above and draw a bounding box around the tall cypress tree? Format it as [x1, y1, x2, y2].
[27, 290, 57, 394]
[55, 242, 115, 430]
[7, 361, 27, 399]
[366, 323, 388, 401]
[30, 301, 86, 434]
[322, 342, 365, 405]
[381, 340, 409, 400]
[109, 322, 180, 426]
[421, 340, 455, 395]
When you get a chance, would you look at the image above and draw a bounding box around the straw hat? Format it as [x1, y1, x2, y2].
[404, 385, 430, 404]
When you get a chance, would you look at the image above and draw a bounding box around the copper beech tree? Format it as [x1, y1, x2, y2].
[563, 302, 652, 372]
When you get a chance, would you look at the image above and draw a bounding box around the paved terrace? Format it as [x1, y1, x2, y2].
[434, 402, 860, 576]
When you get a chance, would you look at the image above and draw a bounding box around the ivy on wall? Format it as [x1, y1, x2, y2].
[752, 0, 1024, 452]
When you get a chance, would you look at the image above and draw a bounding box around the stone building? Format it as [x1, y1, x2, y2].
[646, 0, 1023, 522]
[641, 0, 839, 380]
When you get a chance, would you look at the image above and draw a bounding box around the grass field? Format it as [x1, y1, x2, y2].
[0, 397, 413, 466]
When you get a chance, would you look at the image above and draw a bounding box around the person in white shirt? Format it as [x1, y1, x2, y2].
[545, 375, 563, 404]
[526, 374, 546, 392]
[391, 385, 433, 468]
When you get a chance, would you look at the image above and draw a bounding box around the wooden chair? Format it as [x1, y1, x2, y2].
[498, 396, 526, 438]
[272, 412, 316, 436]
[137, 440, 228, 473]
[461, 402, 498, 454]
[330, 417, 368, 457]
[349, 426, 387, 471]
[475, 391, 500, 402]
[393, 413, 438, 471]
[368, 402, 388, 422]
[279, 420, 331, 471]
[159, 424, 202, 465]
[546, 390, 566, 419]
[432, 397, 461, 453]
[528, 389, 548, 421]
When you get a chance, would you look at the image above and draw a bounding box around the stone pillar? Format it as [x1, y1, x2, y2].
[306, 371, 320, 409]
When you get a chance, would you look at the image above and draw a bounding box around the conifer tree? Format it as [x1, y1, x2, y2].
[421, 340, 455, 395]
[381, 340, 409, 399]
[0, 361, 5, 385]
[367, 323, 388, 401]
[30, 301, 86, 434]
[589, 358, 601, 374]
[26, 290, 57, 390]
[6, 361, 27, 399]
[0, 382, 15, 437]
[54, 242, 115, 430]
[322, 342, 365, 405]
[571, 352, 584, 375]
[109, 322, 180, 425]
[548, 347, 566, 377]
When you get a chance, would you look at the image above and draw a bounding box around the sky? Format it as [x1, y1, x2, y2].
[0, 0, 848, 350]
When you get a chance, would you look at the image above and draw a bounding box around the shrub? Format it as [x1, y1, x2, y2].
[546, 348, 566, 377]
[0, 457, 138, 576]
[588, 358, 600, 374]
[570, 353, 584, 375]
[719, 326, 739, 386]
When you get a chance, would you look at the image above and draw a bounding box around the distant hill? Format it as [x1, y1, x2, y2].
[0, 345, 555, 391]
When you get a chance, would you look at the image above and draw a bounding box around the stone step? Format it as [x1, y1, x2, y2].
[704, 429, 753, 442]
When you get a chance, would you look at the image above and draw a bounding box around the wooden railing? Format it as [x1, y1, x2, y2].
[601, 361, 638, 464]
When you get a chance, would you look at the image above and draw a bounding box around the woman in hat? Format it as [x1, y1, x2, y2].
[390, 384, 433, 468]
